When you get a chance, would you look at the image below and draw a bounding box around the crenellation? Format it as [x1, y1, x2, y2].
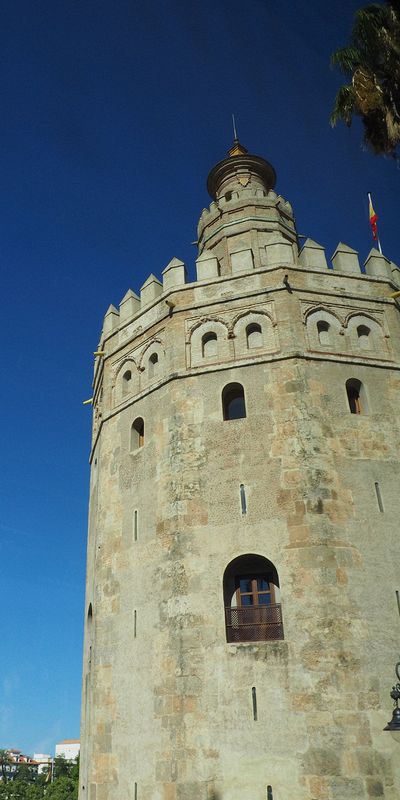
[140, 273, 163, 306]
[195, 249, 220, 281]
[390, 262, 400, 286]
[230, 247, 254, 274]
[100, 245, 399, 356]
[331, 242, 361, 274]
[299, 238, 328, 270]
[119, 289, 140, 322]
[162, 257, 187, 290]
[102, 304, 120, 334]
[265, 231, 297, 266]
[364, 249, 392, 280]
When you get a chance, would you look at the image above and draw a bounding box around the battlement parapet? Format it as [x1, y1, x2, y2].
[197, 187, 295, 242]
[98, 239, 399, 348]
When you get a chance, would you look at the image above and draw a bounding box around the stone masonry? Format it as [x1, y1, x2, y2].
[79, 139, 400, 800]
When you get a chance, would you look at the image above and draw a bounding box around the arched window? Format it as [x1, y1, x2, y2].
[222, 383, 246, 420]
[317, 320, 330, 346]
[131, 417, 144, 449]
[346, 379, 367, 414]
[148, 353, 158, 379]
[223, 554, 283, 642]
[246, 323, 263, 349]
[122, 369, 132, 395]
[202, 332, 217, 358]
[357, 324, 371, 350]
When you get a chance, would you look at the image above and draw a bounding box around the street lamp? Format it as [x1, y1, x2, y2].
[384, 659, 400, 743]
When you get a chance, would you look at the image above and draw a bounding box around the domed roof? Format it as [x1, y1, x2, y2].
[206, 139, 276, 200]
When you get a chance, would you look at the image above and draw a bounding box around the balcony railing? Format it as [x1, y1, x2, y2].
[225, 604, 284, 643]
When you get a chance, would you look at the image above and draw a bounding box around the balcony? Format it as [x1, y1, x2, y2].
[225, 604, 284, 643]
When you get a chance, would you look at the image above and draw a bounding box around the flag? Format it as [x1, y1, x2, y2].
[368, 193, 378, 241]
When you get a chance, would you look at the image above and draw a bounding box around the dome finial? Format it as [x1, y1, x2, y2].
[228, 114, 248, 157]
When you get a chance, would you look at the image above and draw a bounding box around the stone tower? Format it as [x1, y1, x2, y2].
[79, 140, 400, 800]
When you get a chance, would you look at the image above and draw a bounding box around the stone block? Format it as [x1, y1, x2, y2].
[298, 238, 328, 269]
[364, 249, 391, 279]
[140, 273, 163, 306]
[102, 304, 119, 335]
[265, 233, 295, 266]
[119, 289, 140, 322]
[196, 249, 220, 280]
[230, 248, 254, 273]
[162, 257, 187, 290]
[331, 243, 360, 273]
[390, 261, 400, 287]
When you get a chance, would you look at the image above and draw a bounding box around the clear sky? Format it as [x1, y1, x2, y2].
[1, 0, 399, 756]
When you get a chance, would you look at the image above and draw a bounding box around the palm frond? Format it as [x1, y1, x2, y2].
[330, 1, 400, 157]
[330, 84, 356, 127]
[330, 46, 361, 73]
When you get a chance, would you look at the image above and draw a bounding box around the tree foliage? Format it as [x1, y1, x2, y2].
[0, 755, 78, 800]
[330, 1, 400, 156]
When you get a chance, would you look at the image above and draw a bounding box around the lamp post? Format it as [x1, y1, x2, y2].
[384, 659, 400, 742]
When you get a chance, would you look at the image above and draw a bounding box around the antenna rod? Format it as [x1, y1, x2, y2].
[232, 113, 238, 141]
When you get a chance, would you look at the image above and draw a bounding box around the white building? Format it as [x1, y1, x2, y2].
[33, 754, 52, 775]
[55, 740, 80, 761]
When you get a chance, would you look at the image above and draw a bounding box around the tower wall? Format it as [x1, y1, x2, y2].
[79, 146, 400, 800]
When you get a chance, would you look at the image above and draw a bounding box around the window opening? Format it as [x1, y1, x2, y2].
[223, 554, 283, 642]
[346, 379, 365, 414]
[252, 687, 257, 721]
[134, 510, 138, 541]
[240, 484, 247, 515]
[131, 418, 144, 449]
[134, 783, 137, 800]
[317, 320, 330, 346]
[87, 604, 93, 670]
[134, 610, 137, 638]
[357, 324, 371, 350]
[148, 352, 158, 378]
[202, 332, 217, 358]
[374, 481, 384, 513]
[225, 191, 232, 202]
[122, 369, 132, 395]
[222, 383, 246, 420]
[246, 323, 263, 349]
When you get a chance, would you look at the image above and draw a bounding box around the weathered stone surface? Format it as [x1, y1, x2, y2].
[80, 143, 400, 800]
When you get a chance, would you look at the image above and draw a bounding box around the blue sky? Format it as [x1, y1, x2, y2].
[1, 0, 399, 756]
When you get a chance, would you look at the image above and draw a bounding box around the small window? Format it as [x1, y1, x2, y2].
[131, 417, 144, 449]
[357, 325, 371, 350]
[246, 323, 263, 349]
[317, 320, 330, 346]
[225, 191, 232, 202]
[122, 369, 132, 395]
[346, 378, 366, 414]
[222, 383, 246, 420]
[148, 353, 158, 379]
[202, 332, 217, 358]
